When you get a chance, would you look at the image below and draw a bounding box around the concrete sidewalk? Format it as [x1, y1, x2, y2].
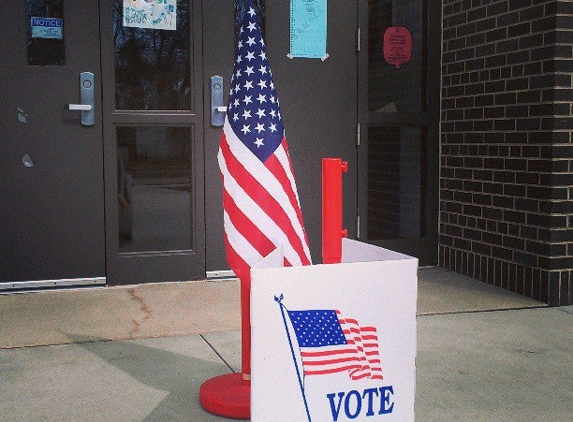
[1, 268, 571, 421]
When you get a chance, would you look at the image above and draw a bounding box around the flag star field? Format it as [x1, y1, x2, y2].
[288, 310, 348, 347]
[227, 11, 284, 163]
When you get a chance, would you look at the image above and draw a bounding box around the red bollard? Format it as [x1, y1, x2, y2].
[322, 158, 348, 264]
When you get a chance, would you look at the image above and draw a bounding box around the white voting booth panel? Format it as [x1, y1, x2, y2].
[251, 239, 418, 422]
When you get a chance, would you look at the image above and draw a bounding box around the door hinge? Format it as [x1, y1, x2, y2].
[356, 214, 361, 238]
[357, 122, 361, 147]
[357, 27, 361, 52]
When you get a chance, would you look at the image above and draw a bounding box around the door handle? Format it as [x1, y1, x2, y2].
[211, 76, 226, 127]
[68, 104, 92, 111]
[68, 72, 95, 126]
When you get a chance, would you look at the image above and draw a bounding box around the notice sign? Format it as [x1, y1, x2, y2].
[123, 0, 177, 31]
[289, 0, 328, 60]
[383, 26, 412, 68]
[251, 239, 418, 422]
[31, 17, 63, 39]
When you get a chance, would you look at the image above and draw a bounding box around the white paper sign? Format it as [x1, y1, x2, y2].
[31, 17, 63, 39]
[123, 0, 177, 31]
[251, 239, 418, 422]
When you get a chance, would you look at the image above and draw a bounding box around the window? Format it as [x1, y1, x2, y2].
[26, 0, 65, 66]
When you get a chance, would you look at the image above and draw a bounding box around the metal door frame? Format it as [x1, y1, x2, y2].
[99, 0, 206, 285]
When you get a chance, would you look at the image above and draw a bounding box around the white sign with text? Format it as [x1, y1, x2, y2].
[251, 239, 418, 422]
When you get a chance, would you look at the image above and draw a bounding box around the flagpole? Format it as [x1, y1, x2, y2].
[202, 0, 311, 418]
[199, 273, 251, 419]
[275, 295, 312, 422]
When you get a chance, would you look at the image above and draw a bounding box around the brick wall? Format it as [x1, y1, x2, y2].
[440, 0, 573, 306]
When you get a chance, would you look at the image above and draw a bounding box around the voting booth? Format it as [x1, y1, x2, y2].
[251, 238, 418, 422]
[201, 158, 417, 421]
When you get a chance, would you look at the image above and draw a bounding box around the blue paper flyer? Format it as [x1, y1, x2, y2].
[290, 0, 328, 60]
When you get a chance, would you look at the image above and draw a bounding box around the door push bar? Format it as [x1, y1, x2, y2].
[68, 72, 95, 126]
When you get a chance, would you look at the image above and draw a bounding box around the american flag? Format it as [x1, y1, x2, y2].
[287, 309, 384, 380]
[218, 2, 312, 281]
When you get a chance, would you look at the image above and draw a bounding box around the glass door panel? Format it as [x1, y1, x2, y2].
[26, 0, 65, 66]
[367, 126, 427, 241]
[368, 0, 427, 113]
[117, 126, 193, 253]
[113, 1, 191, 110]
[359, 0, 440, 265]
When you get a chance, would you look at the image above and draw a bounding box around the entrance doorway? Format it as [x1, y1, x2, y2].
[101, 1, 206, 284]
[358, 0, 440, 265]
[1, 0, 361, 288]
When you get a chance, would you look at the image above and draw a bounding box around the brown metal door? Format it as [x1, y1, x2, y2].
[0, 1, 105, 288]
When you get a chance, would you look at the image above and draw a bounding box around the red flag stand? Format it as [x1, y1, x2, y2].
[200, 158, 348, 419]
[199, 274, 251, 419]
[322, 158, 348, 264]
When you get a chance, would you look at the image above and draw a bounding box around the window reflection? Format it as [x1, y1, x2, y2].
[117, 127, 192, 252]
[367, 126, 427, 240]
[113, 0, 191, 110]
[368, 0, 426, 112]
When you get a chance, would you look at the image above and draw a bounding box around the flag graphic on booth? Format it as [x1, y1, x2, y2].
[218, 1, 312, 282]
[287, 308, 384, 381]
[275, 295, 384, 421]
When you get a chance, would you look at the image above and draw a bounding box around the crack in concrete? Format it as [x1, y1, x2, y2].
[128, 288, 153, 338]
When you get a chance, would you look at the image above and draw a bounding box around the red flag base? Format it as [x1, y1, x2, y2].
[199, 373, 250, 419]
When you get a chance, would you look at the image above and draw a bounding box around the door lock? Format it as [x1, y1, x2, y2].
[211, 76, 226, 127]
[68, 72, 95, 126]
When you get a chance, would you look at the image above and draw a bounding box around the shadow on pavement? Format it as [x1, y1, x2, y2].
[61, 332, 246, 422]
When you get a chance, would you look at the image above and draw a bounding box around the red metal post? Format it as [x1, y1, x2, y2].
[322, 158, 348, 264]
[199, 275, 251, 419]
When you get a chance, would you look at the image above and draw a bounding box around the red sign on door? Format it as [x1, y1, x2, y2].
[383, 26, 412, 68]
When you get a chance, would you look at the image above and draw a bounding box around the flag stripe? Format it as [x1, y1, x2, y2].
[303, 357, 360, 366]
[220, 138, 296, 266]
[223, 187, 275, 258]
[220, 154, 305, 268]
[223, 210, 263, 271]
[264, 145, 307, 241]
[273, 143, 312, 250]
[222, 124, 308, 257]
[305, 365, 362, 376]
[222, 230, 253, 283]
[301, 348, 358, 357]
[220, 126, 310, 267]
